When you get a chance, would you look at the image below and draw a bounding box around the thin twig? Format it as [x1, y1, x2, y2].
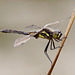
[47, 8, 75, 75]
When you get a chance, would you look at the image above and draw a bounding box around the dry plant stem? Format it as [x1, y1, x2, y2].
[47, 8, 75, 75]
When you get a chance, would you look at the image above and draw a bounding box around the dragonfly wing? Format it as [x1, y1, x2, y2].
[25, 25, 41, 29]
[14, 35, 31, 47]
[44, 16, 71, 28]
[44, 21, 60, 28]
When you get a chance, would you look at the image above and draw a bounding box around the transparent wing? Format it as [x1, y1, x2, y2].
[25, 25, 41, 29]
[44, 16, 71, 28]
[14, 35, 31, 47]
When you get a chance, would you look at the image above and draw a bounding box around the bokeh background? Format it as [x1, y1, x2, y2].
[0, 0, 75, 75]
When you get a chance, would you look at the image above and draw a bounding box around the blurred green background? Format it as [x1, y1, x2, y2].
[0, 0, 75, 75]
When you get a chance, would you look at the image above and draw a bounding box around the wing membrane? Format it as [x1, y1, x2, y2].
[14, 35, 31, 47]
[25, 25, 41, 29]
[44, 16, 71, 28]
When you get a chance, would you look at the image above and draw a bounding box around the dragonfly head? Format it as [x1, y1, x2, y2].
[53, 31, 62, 39]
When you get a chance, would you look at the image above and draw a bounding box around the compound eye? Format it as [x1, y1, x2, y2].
[58, 32, 62, 38]
[59, 31, 61, 33]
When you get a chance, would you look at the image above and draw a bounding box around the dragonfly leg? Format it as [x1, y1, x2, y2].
[60, 36, 67, 40]
[54, 36, 67, 42]
[54, 38, 61, 42]
[44, 40, 52, 64]
[50, 39, 60, 50]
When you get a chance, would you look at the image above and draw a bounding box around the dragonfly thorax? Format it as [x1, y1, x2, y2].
[34, 28, 53, 40]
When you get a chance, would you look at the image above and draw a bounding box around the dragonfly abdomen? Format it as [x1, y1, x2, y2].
[1, 29, 29, 35]
[1, 29, 37, 36]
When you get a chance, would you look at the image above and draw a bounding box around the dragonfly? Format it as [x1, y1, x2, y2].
[0, 16, 70, 64]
